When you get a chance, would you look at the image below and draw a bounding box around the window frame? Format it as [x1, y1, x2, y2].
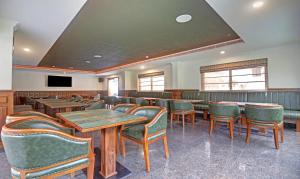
[138, 72, 165, 92]
[200, 59, 268, 91]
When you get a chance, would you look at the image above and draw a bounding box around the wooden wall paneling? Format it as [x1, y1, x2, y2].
[0, 91, 14, 144]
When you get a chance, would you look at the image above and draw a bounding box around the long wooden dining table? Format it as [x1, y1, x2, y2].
[35, 99, 87, 116]
[56, 109, 147, 178]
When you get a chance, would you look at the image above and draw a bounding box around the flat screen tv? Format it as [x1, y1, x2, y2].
[47, 75, 72, 87]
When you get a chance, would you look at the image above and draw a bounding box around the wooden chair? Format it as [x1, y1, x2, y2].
[245, 104, 284, 149]
[170, 100, 196, 127]
[1, 117, 94, 179]
[112, 103, 137, 114]
[6, 111, 59, 124]
[208, 103, 241, 139]
[120, 106, 169, 172]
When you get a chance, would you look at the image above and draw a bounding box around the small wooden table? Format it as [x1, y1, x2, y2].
[141, 97, 160, 105]
[57, 109, 147, 178]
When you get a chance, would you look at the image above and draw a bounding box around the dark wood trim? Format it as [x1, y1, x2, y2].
[14, 65, 96, 74]
[95, 38, 243, 74]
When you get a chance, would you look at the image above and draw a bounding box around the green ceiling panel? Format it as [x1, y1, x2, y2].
[39, 0, 240, 70]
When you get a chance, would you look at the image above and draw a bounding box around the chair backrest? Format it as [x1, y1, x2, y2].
[245, 104, 283, 123]
[6, 111, 58, 124]
[209, 103, 240, 119]
[135, 98, 149, 106]
[119, 97, 131, 104]
[112, 104, 137, 113]
[169, 100, 193, 112]
[104, 96, 119, 105]
[1, 118, 86, 170]
[155, 99, 170, 111]
[130, 106, 162, 121]
[85, 101, 105, 110]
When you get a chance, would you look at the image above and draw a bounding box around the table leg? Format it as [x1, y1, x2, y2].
[65, 107, 72, 112]
[100, 127, 117, 178]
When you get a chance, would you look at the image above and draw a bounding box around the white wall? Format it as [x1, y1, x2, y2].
[0, 19, 15, 90]
[174, 42, 300, 89]
[109, 42, 300, 90]
[13, 69, 102, 91]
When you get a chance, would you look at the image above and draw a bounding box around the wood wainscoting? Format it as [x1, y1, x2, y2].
[0, 90, 14, 146]
[14, 90, 106, 105]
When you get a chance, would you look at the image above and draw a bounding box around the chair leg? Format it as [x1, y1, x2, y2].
[192, 113, 195, 127]
[120, 135, 126, 158]
[203, 110, 208, 120]
[209, 118, 214, 135]
[143, 142, 150, 172]
[229, 120, 234, 139]
[280, 125, 284, 143]
[87, 153, 95, 179]
[170, 113, 173, 126]
[238, 118, 241, 136]
[273, 126, 279, 149]
[163, 136, 169, 159]
[246, 123, 251, 144]
[182, 114, 185, 127]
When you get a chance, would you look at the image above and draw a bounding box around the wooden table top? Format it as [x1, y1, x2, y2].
[35, 99, 86, 109]
[57, 109, 147, 132]
[219, 101, 280, 107]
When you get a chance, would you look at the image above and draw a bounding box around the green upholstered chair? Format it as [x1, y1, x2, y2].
[169, 100, 196, 127]
[135, 98, 149, 106]
[208, 103, 241, 139]
[120, 106, 169, 172]
[112, 104, 137, 114]
[104, 96, 119, 109]
[85, 101, 105, 110]
[6, 111, 60, 124]
[1, 117, 94, 179]
[118, 97, 131, 104]
[155, 99, 170, 112]
[245, 104, 284, 149]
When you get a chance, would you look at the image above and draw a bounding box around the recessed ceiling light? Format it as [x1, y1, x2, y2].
[94, 55, 102, 58]
[51, 65, 56, 68]
[220, 50, 226, 54]
[145, 56, 149, 59]
[23, 48, 31, 52]
[85, 61, 91, 64]
[176, 14, 192, 23]
[252, 1, 264, 8]
[140, 65, 145, 69]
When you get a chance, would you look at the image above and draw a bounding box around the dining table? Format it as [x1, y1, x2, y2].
[35, 99, 87, 116]
[56, 109, 147, 179]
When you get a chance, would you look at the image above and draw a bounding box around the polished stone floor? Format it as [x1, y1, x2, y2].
[1, 119, 299, 179]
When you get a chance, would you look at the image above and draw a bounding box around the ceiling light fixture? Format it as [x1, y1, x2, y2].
[69, 67, 74, 69]
[140, 65, 145, 69]
[176, 14, 192, 23]
[94, 55, 102, 58]
[51, 65, 56, 68]
[145, 56, 149, 59]
[23, 48, 31, 52]
[220, 50, 226, 54]
[85, 60, 91, 64]
[252, 1, 264, 8]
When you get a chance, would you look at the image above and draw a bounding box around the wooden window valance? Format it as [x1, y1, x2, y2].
[200, 58, 268, 73]
[138, 71, 164, 78]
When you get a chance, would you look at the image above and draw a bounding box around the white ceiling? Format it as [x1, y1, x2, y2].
[0, 0, 87, 65]
[121, 0, 300, 72]
[0, 0, 299, 71]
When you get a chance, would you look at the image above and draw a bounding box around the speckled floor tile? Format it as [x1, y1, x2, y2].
[1, 119, 299, 179]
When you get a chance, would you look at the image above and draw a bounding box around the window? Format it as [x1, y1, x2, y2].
[108, 77, 119, 96]
[201, 59, 268, 91]
[138, 72, 164, 91]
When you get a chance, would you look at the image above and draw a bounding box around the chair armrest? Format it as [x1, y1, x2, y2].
[1, 128, 92, 170]
[145, 109, 168, 135]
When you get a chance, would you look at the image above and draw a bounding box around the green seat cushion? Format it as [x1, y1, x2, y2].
[123, 124, 145, 140]
[11, 158, 89, 179]
[123, 124, 166, 141]
[194, 104, 209, 110]
[284, 110, 300, 119]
